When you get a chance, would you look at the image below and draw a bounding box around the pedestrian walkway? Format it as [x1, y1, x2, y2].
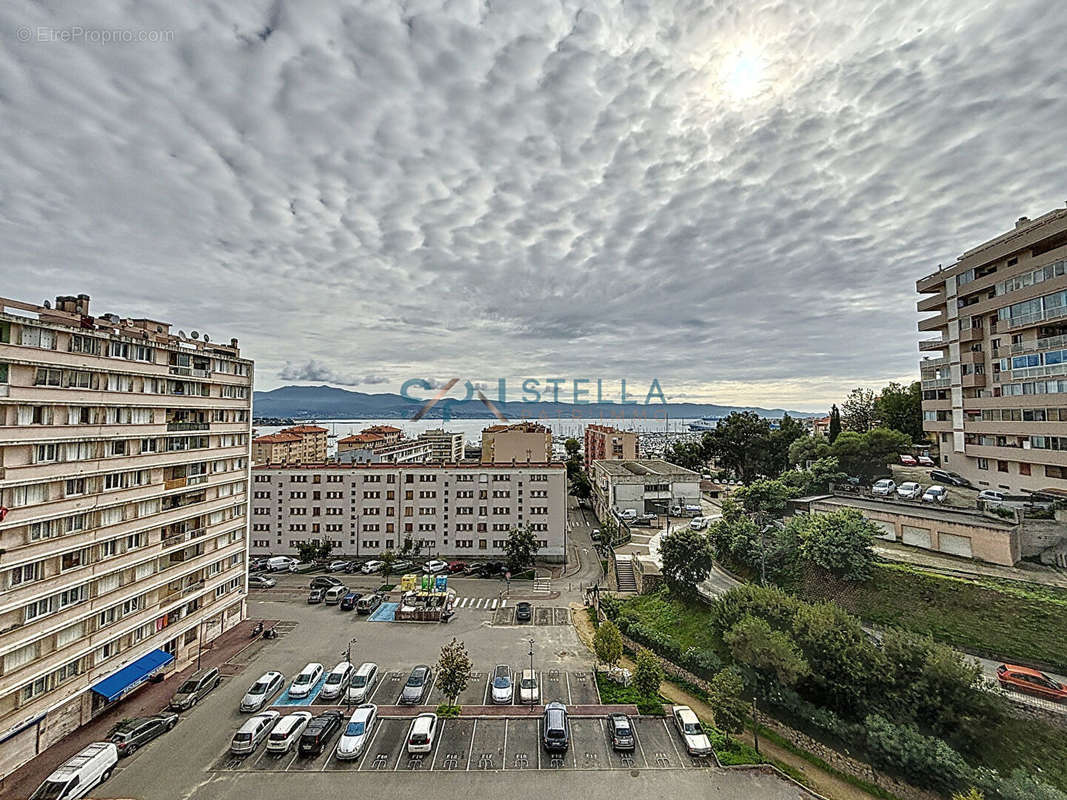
[454, 597, 506, 609]
[614, 556, 637, 592]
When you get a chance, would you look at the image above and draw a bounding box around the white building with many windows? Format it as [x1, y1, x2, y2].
[0, 294, 252, 779]
[250, 462, 567, 562]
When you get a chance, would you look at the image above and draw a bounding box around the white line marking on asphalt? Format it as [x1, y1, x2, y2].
[663, 717, 685, 763]
[466, 719, 478, 771]
[502, 719, 509, 769]
[634, 721, 649, 768]
[429, 719, 445, 770]
[564, 671, 572, 704]
[490, 599, 498, 610]
[592, 670, 601, 704]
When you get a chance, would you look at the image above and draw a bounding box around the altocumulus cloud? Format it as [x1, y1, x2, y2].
[1, 0, 1065, 410]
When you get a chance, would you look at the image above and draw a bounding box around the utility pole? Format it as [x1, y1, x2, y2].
[344, 637, 358, 712]
[528, 638, 535, 675]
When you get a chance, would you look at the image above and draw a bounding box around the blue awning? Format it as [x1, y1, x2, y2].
[91, 649, 174, 702]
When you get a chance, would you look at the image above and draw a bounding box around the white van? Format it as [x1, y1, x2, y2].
[267, 556, 296, 572]
[318, 661, 354, 701]
[324, 585, 347, 605]
[346, 662, 379, 704]
[30, 742, 118, 800]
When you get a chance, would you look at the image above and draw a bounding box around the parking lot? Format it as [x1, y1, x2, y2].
[209, 713, 712, 774]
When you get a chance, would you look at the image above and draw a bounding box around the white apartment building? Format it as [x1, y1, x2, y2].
[417, 429, 464, 462]
[0, 294, 252, 779]
[249, 462, 567, 562]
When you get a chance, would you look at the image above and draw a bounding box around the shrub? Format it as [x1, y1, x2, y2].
[863, 714, 971, 795]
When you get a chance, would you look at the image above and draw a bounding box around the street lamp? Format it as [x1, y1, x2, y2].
[343, 637, 358, 711]
[528, 638, 535, 675]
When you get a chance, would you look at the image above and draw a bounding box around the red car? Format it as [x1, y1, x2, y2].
[899, 454, 918, 466]
[996, 664, 1067, 702]
[447, 560, 468, 574]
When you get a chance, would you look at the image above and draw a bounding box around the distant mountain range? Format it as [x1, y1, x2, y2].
[252, 385, 820, 421]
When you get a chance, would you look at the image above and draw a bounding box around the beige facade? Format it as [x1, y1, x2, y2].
[417, 429, 464, 462]
[590, 459, 701, 520]
[790, 494, 1021, 566]
[480, 422, 552, 464]
[0, 294, 252, 779]
[251, 425, 326, 465]
[249, 462, 567, 562]
[583, 424, 639, 472]
[917, 207, 1067, 493]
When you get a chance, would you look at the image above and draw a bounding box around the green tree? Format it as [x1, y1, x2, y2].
[665, 439, 706, 472]
[780, 457, 847, 496]
[734, 479, 797, 517]
[569, 470, 592, 500]
[633, 650, 664, 699]
[659, 527, 714, 598]
[593, 619, 623, 669]
[296, 541, 319, 563]
[875, 381, 924, 442]
[564, 437, 581, 457]
[829, 427, 910, 481]
[795, 508, 877, 581]
[435, 637, 474, 707]
[828, 404, 842, 443]
[761, 414, 808, 476]
[841, 387, 878, 433]
[952, 790, 985, 800]
[724, 614, 810, 685]
[316, 540, 334, 560]
[707, 667, 748, 733]
[379, 549, 397, 583]
[503, 526, 540, 573]
[705, 412, 773, 482]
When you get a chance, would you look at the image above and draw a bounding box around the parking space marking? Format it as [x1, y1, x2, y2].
[466, 719, 478, 770]
[662, 718, 685, 764]
[634, 721, 649, 768]
[490, 598, 498, 610]
[501, 599, 507, 607]
[502, 719, 508, 764]
[564, 671, 572, 704]
[429, 719, 445, 770]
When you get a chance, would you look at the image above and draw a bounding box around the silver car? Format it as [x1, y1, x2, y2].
[490, 665, 513, 704]
[335, 704, 377, 760]
[240, 671, 284, 712]
[231, 711, 279, 755]
[400, 665, 432, 704]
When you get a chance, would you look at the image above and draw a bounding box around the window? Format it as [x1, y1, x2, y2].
[997, 460, 1009, 473]
[20, 326, 57, 349]
[977, 458, 989, 470]
[1019, 463, 1032, 476]
[34, 367, 62, 387]
[1047, 465, 1066, 479]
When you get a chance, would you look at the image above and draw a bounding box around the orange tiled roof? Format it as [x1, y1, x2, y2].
[254, 433, 303, 444]
[362, 425, 402, 433]
[282, 425, 329, 433]
[339, 433, 385, 444]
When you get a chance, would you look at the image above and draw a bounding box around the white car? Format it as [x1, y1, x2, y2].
[871, 479, 897, 496]
[689, 517, 709, 530]
[672, 705, 712, 756]
[287, 663, 324, 699]
[406, 713, 439, 754]
[922, 485, 948, 504]
[518, 669, 539, 704]
[318, 661, 353, 702]
[29, 742, 118, 800]
[423, 559, 449, 574]
[361, 559, 384, 574]
[288, 561, 311, 572]
[335, 704, 378, 760]
[327, 560, 350, 572]
[240, 671, 285, 712]
[230, 711, 279, 755]
[896, 482, 922, 500]
[347, 662, 379, 704]
[491, 665, 513, 704]
[265, 711, 313, 754]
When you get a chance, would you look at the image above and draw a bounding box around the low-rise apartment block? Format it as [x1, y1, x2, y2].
[417, 429, 464, 462]
[917, 207, 1067, 493]
[336, 438, 433, 464]
[480, 422, 552, 464]
[583, 424, 639, 472]
[249, 462, 567, 562]
[0, 294, 252, 779]
[590, 459, 701, 520]
[251, 424, 326, 464]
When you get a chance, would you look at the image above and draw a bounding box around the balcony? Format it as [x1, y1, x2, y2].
[1010, 363, 1067, 381]
[921, 378, 951, 390]
[961, 373, 986, 388]
[918, 312, 948, 332]
[166, 421, 210, 432]
[917, 292, 946, 313]
[959, 349, 983, 364]
[1005, 304, 1067, 330]
[917, 269, 947, 293]
[1011, 333, 1067, 355]
[959, 326, 983, 343]
[168, 366, 211, 378]
[920, 356, 948, 369]
[919, 338, 947, 352]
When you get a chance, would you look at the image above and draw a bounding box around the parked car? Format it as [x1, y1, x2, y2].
[230, 711, 279, 755]
[608, 713, 635, 751]
[248, 574, 276, 589]
[310, 576, 343, 590]
[107, 713, 177, 756]
[346, 662, 379, 704]
[400, 664, 432, 704]
[267, 556, 296, 572]
[392, 559, 414, 573]
[871, 478, 897, 496]
[327, 560, 349, 572]
[287, 663, 324, 699]
[355, 593, 384, 614]
[335, 704, 378, 760]
[491, 665, 513, 704]
[978, 489, 1007, 505]
[288, 561, 312, 572]
[464, 562, 487, 575]
[318, 662, 354, 702]
[917, 454, 936, 467]
[324, 585, 348, 605]
[617, 508, 638, 521]
[515, 601, 532, 622]
[361, 559, 384, 574]
[307, 587, 325, 604]
[169, 666, 220, 710]
[343, 560, 362, 574]
[672, 705, 712, 756]
[689, 516, 709, 530]
[519, 668, 539, 704]
[340, 591, 361, 611]
[447, 560, 469, 573]
[482, 561, 506, 576]
[298, 711, 344, 756]
[29, 742, 118, 800]
[637, 512, 657, 524]
[896, 482, 923, 500]
[406, 713, 440, 754]
[249, 557, 270, 571]
[542, 702, 570, 752]
[930, 469, 973, 488]
[899, 454, 918, 466]
[922, 485, 949, 504]
[423, 559, 449, 574]
[240, 671, 285, 712]
[590, 529, 602, 541]
[996, 664, 1067, 702]
[266, 711, 313, 754]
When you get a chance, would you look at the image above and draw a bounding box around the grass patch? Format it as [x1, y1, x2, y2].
[378, 583, 395, 592]
[435, 704, 461, 717]
[705, 725, 764, 765]
[586, 606, 599, 629]
[614, 590, 720, 654]
[594, 671, 665, 715]
[796, 564, 1067, 672]
[600, 559, 609, 575]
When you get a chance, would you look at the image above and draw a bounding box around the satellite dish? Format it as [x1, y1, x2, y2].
[178, 330, 186, 338]
[191, 331, 199, 339]
[155, 326, 163, 333]
[43, 300, 51, 309]
[202, 334, 210, 342]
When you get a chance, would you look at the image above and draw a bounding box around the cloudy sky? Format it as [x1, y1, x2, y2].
[1, 0, 1064, 411]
